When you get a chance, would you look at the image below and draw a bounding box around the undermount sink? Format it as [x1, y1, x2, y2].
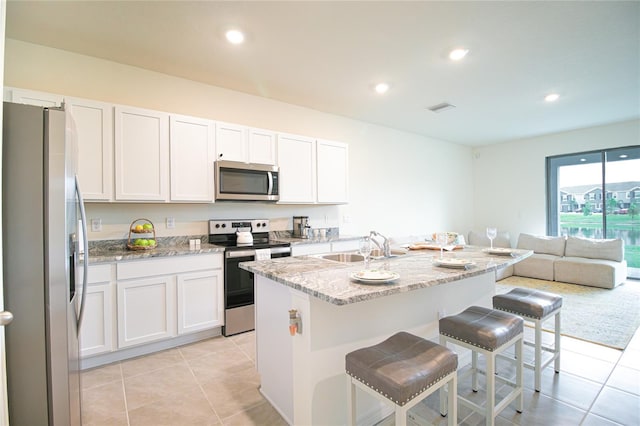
[318, 253, 365, 263]
[370, 249, 407, 258]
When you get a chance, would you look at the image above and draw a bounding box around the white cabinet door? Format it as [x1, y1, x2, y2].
[114, 105, 169, 201]
[177, 269, 223, 334]
[79, 283, 114, 357]
[317, 139, 349, 204]
[215, 121, 247, 162]
[78, 264, 115, 357]
[170, 114, 215, 202]
[277, 133, 316, 203]
[117, 276, 176, 348]
[248, 128, 277, 165]
[8, 87, 63, 107]
[67, 97, 114, 201]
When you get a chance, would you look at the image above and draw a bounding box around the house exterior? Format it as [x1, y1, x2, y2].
[560, 181, 640, 213]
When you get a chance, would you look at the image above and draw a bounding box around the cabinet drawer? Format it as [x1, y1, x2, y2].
[81, 263, 114, 284]
[117, 254, 223, 280]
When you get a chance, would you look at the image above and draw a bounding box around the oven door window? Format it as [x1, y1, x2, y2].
[225, 255, 255, 308]
[220, 168, 269, 195]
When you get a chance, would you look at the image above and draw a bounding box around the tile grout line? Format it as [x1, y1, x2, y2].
[178, 340, 226, 425]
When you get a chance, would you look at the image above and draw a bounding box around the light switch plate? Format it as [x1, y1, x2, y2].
[166, 217, 175, 229]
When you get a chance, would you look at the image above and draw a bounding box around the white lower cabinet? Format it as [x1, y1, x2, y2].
[115, 254, 223, 350]
[117, 275, 176, 348]
[177, 269, 223, 334]
[79, 264, 115, 357]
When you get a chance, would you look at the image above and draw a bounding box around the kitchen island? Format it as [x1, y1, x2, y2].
[241, 246, 532, 425]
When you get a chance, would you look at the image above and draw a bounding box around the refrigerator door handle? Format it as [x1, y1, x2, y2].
[75, 175, 89, 331]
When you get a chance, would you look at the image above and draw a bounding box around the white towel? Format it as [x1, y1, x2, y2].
[255, 248, 271, 261]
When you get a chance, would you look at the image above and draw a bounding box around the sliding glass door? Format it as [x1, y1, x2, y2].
[547, 146, 640, 279]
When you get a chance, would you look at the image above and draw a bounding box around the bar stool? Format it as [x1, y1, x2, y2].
[345, 331, 458, 426]
[439, 306, 524, 426]
[493, 287, 563, 392]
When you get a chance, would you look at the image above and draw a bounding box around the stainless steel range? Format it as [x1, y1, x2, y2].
[209, 219, 291, 336]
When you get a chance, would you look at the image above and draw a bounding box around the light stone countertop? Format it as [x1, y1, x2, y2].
[240, 246, 533, 306]
[87, 242, 225, 264]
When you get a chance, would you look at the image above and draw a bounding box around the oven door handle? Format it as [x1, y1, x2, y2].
[225, 246, 291, 259]
[226, 250, 257, 259]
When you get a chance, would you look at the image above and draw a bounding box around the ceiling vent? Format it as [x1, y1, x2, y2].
[427, 102, 456, 113]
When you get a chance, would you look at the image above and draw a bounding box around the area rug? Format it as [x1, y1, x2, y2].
[496, 276, 640, 350]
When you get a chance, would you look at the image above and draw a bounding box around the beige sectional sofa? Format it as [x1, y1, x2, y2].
[513, 233, 627, 289]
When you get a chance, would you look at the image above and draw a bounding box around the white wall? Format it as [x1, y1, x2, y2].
[471, 119, 640, 244]
[4, 39, 475, 240]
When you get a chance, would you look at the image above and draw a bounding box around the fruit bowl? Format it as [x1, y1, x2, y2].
[127, 218, 157, 250]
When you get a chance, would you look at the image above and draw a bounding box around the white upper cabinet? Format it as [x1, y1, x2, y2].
[8, 87, 64, 107]
[114, 105, 169, 201]
[215, 121, 247, 162]
[169, 114, 215, 202]
[248, 128, 277, 165]
[277, 133, 316, 203]
[216, 122, 277, 165]
[67, 97, 114, 201]
[316, 139, 349, 204]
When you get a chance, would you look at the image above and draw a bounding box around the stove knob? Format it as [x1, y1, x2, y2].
[215, 224, 220, 229]
[262, 222, 267, 227]
[256, 223, 261, 228]
[221, 224, 226, 228]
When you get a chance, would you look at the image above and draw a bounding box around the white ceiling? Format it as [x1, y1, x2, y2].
[5, 1, 640, 146]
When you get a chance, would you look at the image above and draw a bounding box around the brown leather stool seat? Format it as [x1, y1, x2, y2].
[439, 306, 524, 426]
[346, 331, 458, 426]
[493, 287, 563, 391]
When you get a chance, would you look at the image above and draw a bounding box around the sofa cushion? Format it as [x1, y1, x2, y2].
[516, 233, 566, 257]
[468, 230, 511, 248]
[564, 236, 624, 262]
[554, 257, 627, 289]
[513, 253, 558, 281]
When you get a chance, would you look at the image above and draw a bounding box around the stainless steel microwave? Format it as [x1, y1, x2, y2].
[215, 160, 280, 202]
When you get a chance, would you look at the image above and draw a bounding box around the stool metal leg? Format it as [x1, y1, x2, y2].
[472, 350, 479, 392]
[555, 311, 561, 373]
[346, 376, 356, 426]
[486, 352, 495, 426]
[516, 336, 524, 413]
[534, 318, 542, 392]
[448, 373, 457, 426]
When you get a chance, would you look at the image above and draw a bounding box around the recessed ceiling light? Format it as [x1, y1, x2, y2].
[544, 93, 560, 102]
[580, 158, 587, 162]
[225, 29, 245, 45]
[619, 154, 628, 158]
[449, 48, 469, 61]
[374, 83, 389, 94]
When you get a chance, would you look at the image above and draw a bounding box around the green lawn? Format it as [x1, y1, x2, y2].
[559, 213, 639, 268]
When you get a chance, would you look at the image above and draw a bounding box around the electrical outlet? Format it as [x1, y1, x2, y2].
[91, 218, 102, 232]
[343, 215, 352, 224]
[166, 217, 175, 229]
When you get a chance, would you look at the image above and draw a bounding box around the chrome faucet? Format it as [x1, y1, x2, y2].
[370, 231, 391, 257]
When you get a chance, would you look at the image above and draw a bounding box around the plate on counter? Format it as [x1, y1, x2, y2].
[350, 269, 400, 284]
[482, 247, 516, 256]
[432, 258, 475, 269]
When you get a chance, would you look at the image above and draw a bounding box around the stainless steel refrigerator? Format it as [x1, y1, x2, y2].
[2, 101, 89, 425]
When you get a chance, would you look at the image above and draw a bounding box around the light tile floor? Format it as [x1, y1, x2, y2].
[82, 326, 640, 425]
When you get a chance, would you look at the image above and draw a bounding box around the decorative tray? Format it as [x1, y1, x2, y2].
[350, 269, 400, 284]
[409, 242, 463, 251]
[482, 247, 516, 256]
[432, 258, 475, 269]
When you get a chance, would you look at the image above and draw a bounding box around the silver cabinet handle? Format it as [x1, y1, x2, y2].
[0, 311, 13, 326]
